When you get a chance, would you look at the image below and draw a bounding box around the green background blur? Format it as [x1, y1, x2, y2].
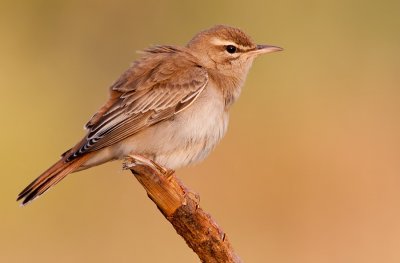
[1, 0, 400, 262]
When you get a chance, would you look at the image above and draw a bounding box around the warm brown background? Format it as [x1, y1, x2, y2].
[1, 0, 400, 262]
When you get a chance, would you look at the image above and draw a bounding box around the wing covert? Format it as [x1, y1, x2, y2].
[66, 48, 208, 161]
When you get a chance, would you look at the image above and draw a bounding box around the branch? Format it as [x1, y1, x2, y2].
[123, 157, 242, 263]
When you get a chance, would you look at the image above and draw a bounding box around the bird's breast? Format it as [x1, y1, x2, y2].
[154, 83, 229, 168]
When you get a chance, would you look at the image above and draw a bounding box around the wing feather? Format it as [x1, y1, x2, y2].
[65, 47, 208, 162]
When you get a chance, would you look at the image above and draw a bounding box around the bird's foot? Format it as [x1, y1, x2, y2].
[148, 159, 175, 179]
[123, 154, 154, 169]
[123, 154, 175, 179]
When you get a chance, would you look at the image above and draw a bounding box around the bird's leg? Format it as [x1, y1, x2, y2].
[149, 159, 175, 180]
[123, 154, 175, 179]
[122, 154, 154, 170]
[124, 154, 198, 208]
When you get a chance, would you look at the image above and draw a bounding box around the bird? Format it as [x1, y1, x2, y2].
[17, 25, 282, 205]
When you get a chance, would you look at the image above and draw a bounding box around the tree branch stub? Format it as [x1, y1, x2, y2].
[124, 157, 242, 263]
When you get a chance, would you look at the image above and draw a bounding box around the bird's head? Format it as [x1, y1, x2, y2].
[187, 25, 282, 77]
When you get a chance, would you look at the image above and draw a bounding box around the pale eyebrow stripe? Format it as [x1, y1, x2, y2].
[210, 37, 251, 51]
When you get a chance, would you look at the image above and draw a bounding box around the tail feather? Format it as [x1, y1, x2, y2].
[17, 154, 91, 206]
[18, 158, 68, 199]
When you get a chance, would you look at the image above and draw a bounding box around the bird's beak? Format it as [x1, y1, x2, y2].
[253, 44, 283, 55]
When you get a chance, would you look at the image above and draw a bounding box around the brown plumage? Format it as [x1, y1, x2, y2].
[17, 25, 282, 205]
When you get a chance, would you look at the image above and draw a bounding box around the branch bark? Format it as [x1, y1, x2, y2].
[123, 157, 242, 263]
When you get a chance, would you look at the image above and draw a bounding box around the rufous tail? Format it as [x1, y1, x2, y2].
[17, 154, 92, 206]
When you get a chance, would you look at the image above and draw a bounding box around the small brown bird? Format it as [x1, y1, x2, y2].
[17, 25, 282, 205]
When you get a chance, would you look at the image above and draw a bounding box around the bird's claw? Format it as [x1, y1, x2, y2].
[122, 156, 136, 170]
[124, 154, 174, 178]
[150, 159, 175, 179]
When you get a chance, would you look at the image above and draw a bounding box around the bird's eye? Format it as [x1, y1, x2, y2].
[225, 45, 237, 54]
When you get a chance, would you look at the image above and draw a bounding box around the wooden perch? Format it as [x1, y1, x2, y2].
[123, 156, 242, 263]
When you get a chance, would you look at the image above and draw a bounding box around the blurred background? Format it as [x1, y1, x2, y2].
[1, 0, 400, 262]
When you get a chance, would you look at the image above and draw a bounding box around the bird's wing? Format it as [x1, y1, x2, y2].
[65, 46, 208, 161]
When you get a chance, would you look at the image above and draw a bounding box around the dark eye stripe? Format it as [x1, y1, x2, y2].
[220, 45, 245, 53]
